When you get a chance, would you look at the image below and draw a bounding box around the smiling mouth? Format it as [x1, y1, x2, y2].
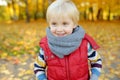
[56, 33, 66, 37]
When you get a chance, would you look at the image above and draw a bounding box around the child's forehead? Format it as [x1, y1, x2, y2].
[50, 15, 72, 22]
[50, 13, 72, 20]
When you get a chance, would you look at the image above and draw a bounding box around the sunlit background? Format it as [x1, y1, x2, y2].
[0, 0, 120, 80]
[0, 0, 120, 21]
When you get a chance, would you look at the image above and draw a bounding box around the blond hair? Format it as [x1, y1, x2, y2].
[46, 0, 79, 24]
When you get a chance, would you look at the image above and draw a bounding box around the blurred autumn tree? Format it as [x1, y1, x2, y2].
[0, 0, 120, 22]
[73, 0, 120, 21]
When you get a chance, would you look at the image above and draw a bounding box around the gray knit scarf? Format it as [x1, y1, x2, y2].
[46, 26, 85, 58]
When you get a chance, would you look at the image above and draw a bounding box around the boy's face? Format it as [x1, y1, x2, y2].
[49, 16, 76, 37]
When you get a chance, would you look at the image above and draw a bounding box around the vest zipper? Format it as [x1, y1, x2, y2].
[65, 56, 70, 80]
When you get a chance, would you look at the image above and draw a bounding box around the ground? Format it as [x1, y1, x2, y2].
[0, 20, 120, 80]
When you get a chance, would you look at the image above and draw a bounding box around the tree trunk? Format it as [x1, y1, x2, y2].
[42, 0, 46, 18]
[34, 0, 39, 20]
[24, 0, 30, 22]
[11, 0, 17, 20]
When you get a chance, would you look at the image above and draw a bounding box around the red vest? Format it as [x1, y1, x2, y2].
[40, 34, 99, 80]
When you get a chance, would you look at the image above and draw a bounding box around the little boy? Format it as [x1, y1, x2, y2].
[34, 0, 102, 80]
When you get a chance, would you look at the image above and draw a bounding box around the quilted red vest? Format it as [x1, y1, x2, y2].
[40, 34, 99, 80]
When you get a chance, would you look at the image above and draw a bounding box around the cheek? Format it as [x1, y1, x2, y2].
[66, 28, 73, 34]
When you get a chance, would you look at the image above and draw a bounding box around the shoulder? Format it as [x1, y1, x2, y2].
[40, 36, 47, 42]
[83, 33, 100, 50]
[84, 33, 94, 40]
[39, 36, 47, 44]
[39, 36, 48, 47]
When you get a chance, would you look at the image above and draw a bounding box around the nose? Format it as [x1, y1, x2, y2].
[56, 26, 63, 32]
